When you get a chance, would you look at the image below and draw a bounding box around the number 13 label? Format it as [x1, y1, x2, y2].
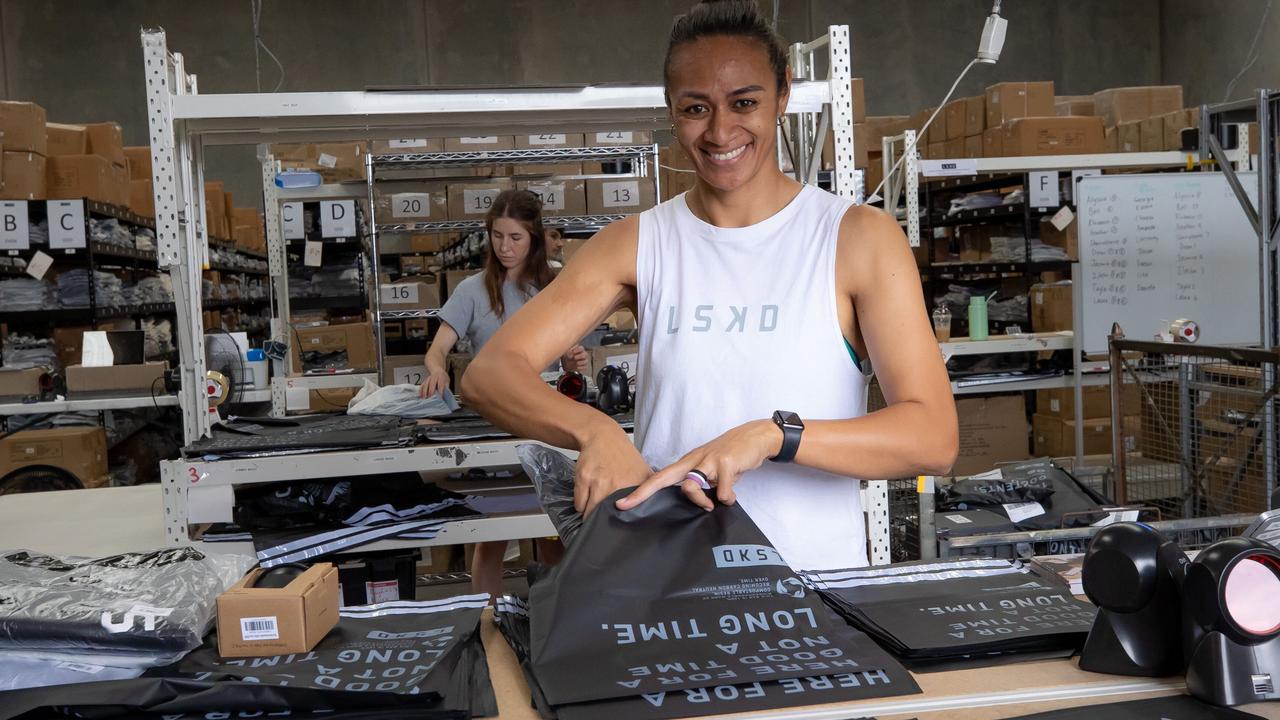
[602, 181, 639, 208]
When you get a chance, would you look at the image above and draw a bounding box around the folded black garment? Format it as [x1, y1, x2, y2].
[183, 414, 416, 459]
[0, 595, 495, 720]
[803, 558, 1096, 669]
[0, 548, 251, 661]
[494, 596, 896, 720]
[419, 412, 634, 444]
[526, 485, 918, 706]
[996, 694, 1263, 719]
[935, 459, 1111, 536]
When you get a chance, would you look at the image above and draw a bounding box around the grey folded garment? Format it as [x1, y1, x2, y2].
[0, 278, 57, 311]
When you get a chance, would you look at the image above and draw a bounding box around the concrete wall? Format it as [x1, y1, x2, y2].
[1, 0, 1163, 207]
[1159, 0, 1276, 107]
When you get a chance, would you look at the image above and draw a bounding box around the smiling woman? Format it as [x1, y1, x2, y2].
[462, 0, 958, 571]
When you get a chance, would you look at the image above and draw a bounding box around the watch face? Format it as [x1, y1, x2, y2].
[777, 411, 803, 429]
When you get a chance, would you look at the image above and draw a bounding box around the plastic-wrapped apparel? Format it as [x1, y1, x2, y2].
[802, 558, 1097, 669]
[934, 459, 1111, 535]
[508, 450, 920, 714]
[347, 379, 460, 418]
[0, 594, 497, 719]
[0, 547, 254, 688]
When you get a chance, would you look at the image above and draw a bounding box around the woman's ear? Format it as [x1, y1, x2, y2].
[778, 65, 793, 116]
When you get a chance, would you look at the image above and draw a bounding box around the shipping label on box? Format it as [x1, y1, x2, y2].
[519, 179, 587, 216]
[593, 130, 654, 145]
[516, 133, 585, 149]
[586, 178, 655, 214]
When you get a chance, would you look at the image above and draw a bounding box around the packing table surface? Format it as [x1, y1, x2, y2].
[1, 485, 1277, 719]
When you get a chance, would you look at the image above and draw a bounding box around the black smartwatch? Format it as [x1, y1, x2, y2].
[769, 411, 804, 463]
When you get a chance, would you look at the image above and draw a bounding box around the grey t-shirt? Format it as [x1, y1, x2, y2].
[438, 273, 555, 369]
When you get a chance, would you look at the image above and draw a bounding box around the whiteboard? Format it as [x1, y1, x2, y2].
[1077, 172, 1261, 353]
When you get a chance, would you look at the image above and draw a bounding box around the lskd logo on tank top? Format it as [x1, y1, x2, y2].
[663, 304, 781, 334]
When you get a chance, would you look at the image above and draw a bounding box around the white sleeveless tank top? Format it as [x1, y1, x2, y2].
[634, 184, 870, 571]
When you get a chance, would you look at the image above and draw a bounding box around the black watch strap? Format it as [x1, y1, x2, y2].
[770, 411, 804, 463]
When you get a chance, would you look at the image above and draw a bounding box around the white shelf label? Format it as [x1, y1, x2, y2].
[317, 153, 338, 169]
[463, 188, 500, 215]
[319, 200, 356, 238]
[304, 240, 323, 267]
[527, 183, 565, 211]
[528, 133, 567, 146]
[391, 193, 432, 218]
[595, 131, 634, 144]
[459, 136, 498, 144]
[0, 201, 29, 250]
[282, 202, 305, 240]
[285, 386, 311, 411]
[601, 180, 640, 208]
[381, 283, 419, 305]
[389, 138, 429, 148]
[920, 159, 978, 177]
[26, 250, 53, 280]
[47, 200, 86, 249]
[393, 364, 427, 386]
[239, 616, 280, 641]
[1003, 501, 1046, 524]
[1028, 171, 1057, 209]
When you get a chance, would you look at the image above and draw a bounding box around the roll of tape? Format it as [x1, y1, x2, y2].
[1171, 319, 1200, 343]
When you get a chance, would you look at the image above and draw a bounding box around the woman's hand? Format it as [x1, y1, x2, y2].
[561, 345, 590, 374]
[419, 370, 451, 398]
[616, 419, 782, 512]
[575, 425, 652, 517]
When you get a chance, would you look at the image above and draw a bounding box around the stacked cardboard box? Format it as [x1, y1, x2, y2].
[1093, 86, 1188, 153]
[1033, 383, 1140, 457]
[272, 142, 368, 182]
[45, 121, 129, 206]
[0, 101, 48, 200]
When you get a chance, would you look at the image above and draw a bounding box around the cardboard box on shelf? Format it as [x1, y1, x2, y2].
[606, 308, 637, 330]
[443, 136, 515, 152]
[923, 142, 942, 160]
[65, 361, 166, 398]
[128, 179, 154, 217]
[413, 233, 454, 254]
[850, 77, 867, 123]
[443, 268, 481, 301]
[1029, 281, 1073, 332]
[1054, 96, 1095, 117]
[203, 181, 229, 239]
[45, 123, 88, 156]
[585, 177, 656, 215]
[370, 138, 444, 155]
[380, 277, 442, 311]
[1117, 121, 1142, 153]
[46, 154, 112, 202]
[954, 394, 1029, 476]
[513, 161, 583, 176]
[446, 180, 513, 220]
[1139, 116, 1164, 152]
[0, 426, 107, 489]
[1037, 382, 1140, 420]
[1038, 216, 1078, 260]
[0, 368, 45, 401]
[82, 122, 125, 167]
[589, 343, 639, 380]
[943, 136, 965, 159]
[590, 130, 654, 146]
[399, 255, 433, 275]
[52, 326, 91, 368]
[1033, 413, 1138, 458]
[945, 99, 968, 141]
[1, 151, 46, 200]
[1205, 456, 1267, 514]
[1103, 126, 1119, 153]
[661, 166, 697, 202]
[290, 321, 376, 372]
[561, 238, 587, 263]
[110, 163, 130, 208]
[216, 564, 339, 659]
[1162, 108, 1199, 151]
[985, 82, 1055, 127]
[518, 178, 587, 216]
[124, 146, 151, 179]
[1138, 380, 1182, 464]
[963, 134, 983, 159]
[0, 101, 48, 155]
[515, 133, 585, 149]
[964, 95, 986, 137]
[1002, 116, 1105, 156]
[982, 127, 1003, 158]
[448, 353, 473, 389]
[312, 143, 366, 182]
[297, 386, 359, 413]
[374, 186, 448, 222]
[382, 354, 428, 386]
[1092, 86, 1184, 128]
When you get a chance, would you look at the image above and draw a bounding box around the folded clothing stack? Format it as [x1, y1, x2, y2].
[1, 334, 56, 369]
[0, 277, 57, 311]
[802, 557, 1096, 669]
[56, 268, 126, 308]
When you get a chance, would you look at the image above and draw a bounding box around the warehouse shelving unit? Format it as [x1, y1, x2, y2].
[142, 26, 887, 560]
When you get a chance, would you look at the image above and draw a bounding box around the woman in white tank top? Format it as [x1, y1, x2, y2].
[464, 0, 957, 570]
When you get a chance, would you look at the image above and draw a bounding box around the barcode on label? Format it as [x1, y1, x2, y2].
[240, 616, 280, 641]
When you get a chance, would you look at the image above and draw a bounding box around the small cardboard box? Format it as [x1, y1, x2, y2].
[589, 343, 639, 380]
[443, 269, 480, 301]
[850, 77, 867, 123]
[216, 563, 340, 658]
[0, 368, 44, 401]
[1029, 281, 1073, 332]
[518, 178, 587, 216]
[399, 255, 433, 275]
[52, 326, 91, 368]
[82, 122, 126, 167]
[1038, 216, 1078, 260]
[46, 123, 89, 156]
[585, 177, 656, 215]
[1037, 383, 1140, 420]
[1033, 413, 1138, 458]
[312, 143, 367, 182]
[589, 130, 654, 146]
[124, 146, 152, 180]
[1139, 115, 1164, 152]
[954, 394, 1029, 476]
[515, 133, 585, 149]
[382, 354, 428, 386]
[1002, 117, 1105, 157]
[0, 425, 107, 488]
[374, 186, 448, 222]
[412, 233, 454, 253]
[1117, 121, 1142, 153]
[291, 322, 376, 372]
[1091, 85, 1184, 128]
[66, 361, 167, 398]
[985, 82, 1055, 127]
[1054, 96, 1095, 117]
[982, 127, 1004, 158]
[1, 151, 46, 200]
[379, 278, 441, 311]
[0, 101, 49, 155]
[446, 180, 512, 220]
[371, 138, 444, 155]
[944, 99, 968, 141]
[46, 154, 113, 202]
[444, 136, 515, 152]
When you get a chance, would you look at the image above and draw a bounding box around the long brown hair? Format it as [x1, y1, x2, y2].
[484, 189, 555, 319]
